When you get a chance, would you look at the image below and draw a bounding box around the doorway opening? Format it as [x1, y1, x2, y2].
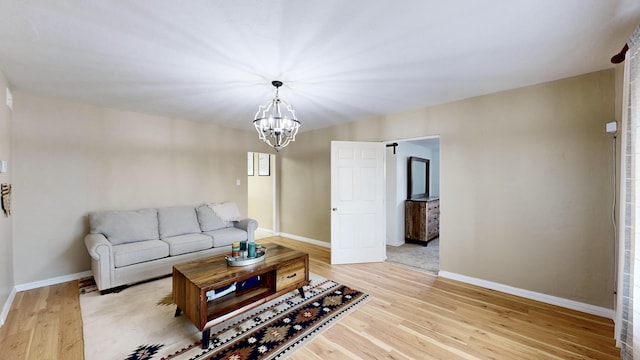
[247, 152, 277, 240]
[385, 136, 440, 274]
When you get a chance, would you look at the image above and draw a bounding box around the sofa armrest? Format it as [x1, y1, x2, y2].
[233, 218, 258, 242]
[84, 233, 114, 291]
[85, 233, 112, 259]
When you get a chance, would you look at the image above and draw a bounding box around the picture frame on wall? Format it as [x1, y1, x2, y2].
[247, 152, 254, 176]
[258, 153, 270, 176]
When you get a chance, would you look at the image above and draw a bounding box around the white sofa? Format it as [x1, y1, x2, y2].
[84, 204, 257, 293]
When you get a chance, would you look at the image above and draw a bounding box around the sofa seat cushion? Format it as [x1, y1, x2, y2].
[89, 209, 159, 245]
[158, 207, 202, 238]
[113, 240, 169, 268]
[163, 233, 213, 256]
[204, 227, 247, 247]
[197, 205, 230, 232]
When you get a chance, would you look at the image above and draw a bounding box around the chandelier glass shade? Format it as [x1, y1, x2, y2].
[253, 81, 300, 151]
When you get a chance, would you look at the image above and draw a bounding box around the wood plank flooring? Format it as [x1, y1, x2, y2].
[0, 281, 83, 359]
[0, 236, 621, 359]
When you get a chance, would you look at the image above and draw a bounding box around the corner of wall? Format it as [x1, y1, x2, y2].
[0, 71, 15, 324]
[0, 287, 16, 327]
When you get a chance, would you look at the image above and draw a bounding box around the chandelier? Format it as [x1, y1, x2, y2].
[253, 80, 300, 151]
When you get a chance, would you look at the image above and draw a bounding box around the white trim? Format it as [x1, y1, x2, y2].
[439, 271, 615, 319]
[0, 287, 16, 326]
[2, 270, 93, 326]
[386, 134, 441, 143]
[614, 57, 632, 346]
[14, 270, 93, 292]
[255, 227, 275, 240]
[271, 154, 278, 234]
[278, 232, 331, 248]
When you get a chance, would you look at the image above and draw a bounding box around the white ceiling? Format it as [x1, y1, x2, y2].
[0, 1, 639, 132]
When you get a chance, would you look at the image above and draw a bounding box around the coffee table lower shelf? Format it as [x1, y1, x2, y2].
[172, 244, 309, 349]
[174, 284, 306, 348]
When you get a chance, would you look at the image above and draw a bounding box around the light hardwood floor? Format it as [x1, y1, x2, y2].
[0, 237, 621, 359]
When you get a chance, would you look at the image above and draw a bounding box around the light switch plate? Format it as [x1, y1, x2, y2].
[0, 160, 6, 173]
[606, 121, 618, 133]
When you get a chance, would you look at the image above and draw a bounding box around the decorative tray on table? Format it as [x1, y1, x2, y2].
[225, 250, 267, 267]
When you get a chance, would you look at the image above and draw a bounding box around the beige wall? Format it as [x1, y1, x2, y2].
[0, 71, 14, 315]
[280, 70, 616, 308]
[11, 92, 256, 285]
[279, 129, 343, 241]
[4, 68, 618, 309]
[248, 152, 275, 231]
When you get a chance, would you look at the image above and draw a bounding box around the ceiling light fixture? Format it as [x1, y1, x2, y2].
[253, 80, 300, 151]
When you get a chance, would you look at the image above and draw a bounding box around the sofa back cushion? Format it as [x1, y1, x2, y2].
[196, 205, 230, 232]
[89, 209, 159, 245]
[158, 206, 202, 238]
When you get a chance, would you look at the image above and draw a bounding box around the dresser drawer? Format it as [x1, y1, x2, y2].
[428, 213, 438, 224]
[427, 219, 439, 237]
[276, 260, 306, 291]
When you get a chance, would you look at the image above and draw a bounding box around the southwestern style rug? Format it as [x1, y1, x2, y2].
[80, 274, 369, 360]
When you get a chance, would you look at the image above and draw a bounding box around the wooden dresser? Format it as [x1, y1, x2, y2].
[405, 197, 439, 245]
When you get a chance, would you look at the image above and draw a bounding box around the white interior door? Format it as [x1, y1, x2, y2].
[331, 141, 386, 264]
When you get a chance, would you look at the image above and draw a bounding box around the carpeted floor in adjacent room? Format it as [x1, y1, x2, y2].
[385, 238, 439, 274]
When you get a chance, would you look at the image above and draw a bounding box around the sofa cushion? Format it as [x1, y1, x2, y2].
[158, 206, 201, 239]
[204, 227, 247, 247]
[163, 233, 213, 256]
[89, 209, 159, 245]
[197, 205, 230, 232]
[112, 240, 169, 268]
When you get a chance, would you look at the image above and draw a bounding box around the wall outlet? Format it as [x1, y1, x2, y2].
[5, 87, 12, 110]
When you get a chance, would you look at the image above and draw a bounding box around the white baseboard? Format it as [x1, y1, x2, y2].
[15, 270, 93, 292]
[277, 232, 331, 248]
[256, 227, 274, 233]
[386, 240, 405, 247]
[438, 271, 615, 319]
[2, 270, 93, 326]
[0, 287, 16, 327]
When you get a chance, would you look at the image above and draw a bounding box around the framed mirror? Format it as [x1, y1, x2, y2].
[407, 156, 429, 199]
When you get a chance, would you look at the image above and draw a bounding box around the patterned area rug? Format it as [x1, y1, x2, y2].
[386, 238, 439, 274]
[80, 274, 369, 360]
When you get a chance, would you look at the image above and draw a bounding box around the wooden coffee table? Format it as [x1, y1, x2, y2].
[172, 243, 309, 348]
